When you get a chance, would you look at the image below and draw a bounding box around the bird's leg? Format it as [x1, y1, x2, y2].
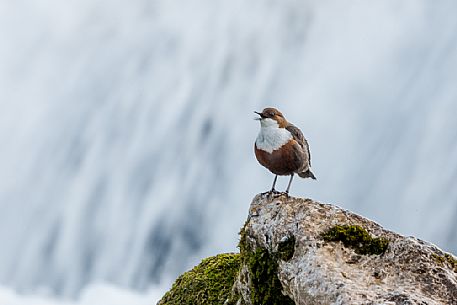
[285, 173, 294, 195]
[270, 175, 278, 193]
[262, 175, 279, 196]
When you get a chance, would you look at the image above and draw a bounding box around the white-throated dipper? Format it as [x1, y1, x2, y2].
[254, 107, 316, 194]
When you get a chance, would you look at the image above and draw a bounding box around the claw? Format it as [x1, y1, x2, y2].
[260, 189, 280, 197]
[276, 191, 290, 198]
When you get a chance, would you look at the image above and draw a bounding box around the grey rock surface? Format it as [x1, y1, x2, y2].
[234, 194, 457, 305]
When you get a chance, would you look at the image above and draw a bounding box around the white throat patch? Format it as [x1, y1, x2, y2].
[255, 118, 292, 153]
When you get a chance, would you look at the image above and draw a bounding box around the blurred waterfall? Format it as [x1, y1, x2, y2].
[0, 0, 456, 297]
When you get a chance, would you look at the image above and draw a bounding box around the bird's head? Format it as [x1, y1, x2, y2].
[254, 107, 287, 128]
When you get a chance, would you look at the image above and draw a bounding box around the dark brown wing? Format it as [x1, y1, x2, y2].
[285, 124, 311, 166]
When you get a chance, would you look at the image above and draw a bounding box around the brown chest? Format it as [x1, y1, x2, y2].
[255, 139, 303, 176]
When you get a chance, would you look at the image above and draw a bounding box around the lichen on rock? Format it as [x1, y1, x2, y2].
[158, 253, 240, 305]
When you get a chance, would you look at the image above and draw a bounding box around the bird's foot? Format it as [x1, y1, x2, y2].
[277, 191, 290, 197]
[261, 189, 281, 197]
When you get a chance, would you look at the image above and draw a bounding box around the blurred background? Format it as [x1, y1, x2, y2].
[1, 0, 456, 304]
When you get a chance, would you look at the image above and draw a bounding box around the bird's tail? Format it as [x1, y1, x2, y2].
[298, 169, 317, 180]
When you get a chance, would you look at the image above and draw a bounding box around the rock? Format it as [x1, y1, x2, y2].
[230, 194, 457, 305]
[158, 194, 457, 305]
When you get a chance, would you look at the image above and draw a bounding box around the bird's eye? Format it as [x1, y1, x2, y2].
[269, 112, 275, 117]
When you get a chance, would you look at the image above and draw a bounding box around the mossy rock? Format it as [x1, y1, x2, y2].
[158, 253, 241, 305]
[322, 225, 389, 255]
[233, 224, 295, 305]
[432, 253, 457, 273]
[246, 246, 295, 305]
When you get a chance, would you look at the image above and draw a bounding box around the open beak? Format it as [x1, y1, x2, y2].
[254, 111, 265, 120]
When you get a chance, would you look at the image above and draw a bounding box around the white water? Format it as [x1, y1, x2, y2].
[0, 284, 167, 305]
[1, 0, 456, 301]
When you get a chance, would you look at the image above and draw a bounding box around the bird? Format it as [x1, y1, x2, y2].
[254, 107, 316, 195]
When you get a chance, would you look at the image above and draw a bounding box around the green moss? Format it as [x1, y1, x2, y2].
[158, 253, 241, 305]
[238, 220, 249, 256]
[247, 247, 295, 305]
[444, 254, 457, 272]
[160, 223, 297, 305]
[432, 253, 457, 273]
[432, 253, 446, 264]
[237, 225, 295, 305]
[322, 225, 389, 255]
